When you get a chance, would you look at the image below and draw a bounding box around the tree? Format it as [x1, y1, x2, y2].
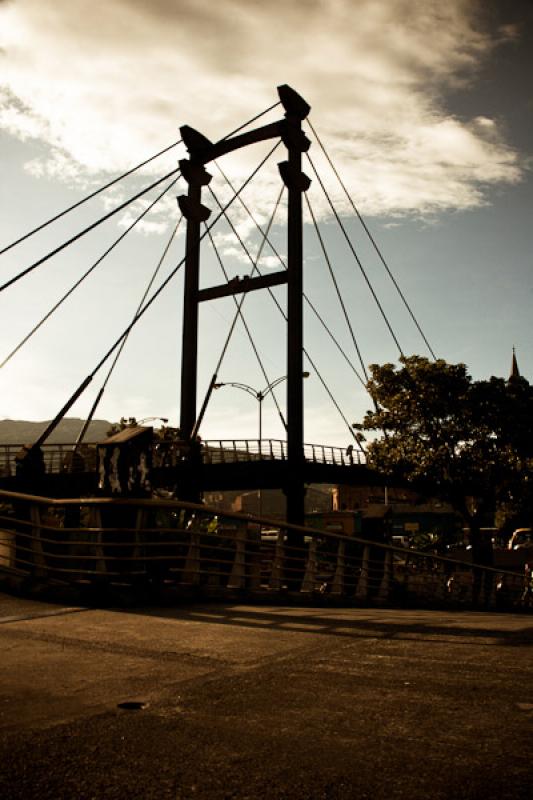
[357, 356, 533, 565]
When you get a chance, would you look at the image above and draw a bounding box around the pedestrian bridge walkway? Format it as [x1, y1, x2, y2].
[0, 439, 364, 479]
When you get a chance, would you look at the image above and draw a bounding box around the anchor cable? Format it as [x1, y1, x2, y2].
[0, 167, 182, 294]
[0, 99, 281, 260]
[0, 139, 183, 257]
[208, 184, 364, 450]
[204, 186, 286, 422]
[0, 172, 182, 371]
[0, 102, 282, 294]
[306, 152, 405, 358]
[213, 161, 367, 386]
[34, 142, 282, 444]
[74, 215, 183, 447]
[305, 193, 369, 383]
[306, 118, 437, 360]
[202, 187, 285, 421]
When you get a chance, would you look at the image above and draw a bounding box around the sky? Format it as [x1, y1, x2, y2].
[0, 0, 532, 448]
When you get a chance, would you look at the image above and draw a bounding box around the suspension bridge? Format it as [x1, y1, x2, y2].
[1, 84, 525, 608]
[0, 85, 429, 505]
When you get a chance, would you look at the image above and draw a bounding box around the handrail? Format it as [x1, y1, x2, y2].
[0, 488, 528, 611]
[0, 439, 366, 472]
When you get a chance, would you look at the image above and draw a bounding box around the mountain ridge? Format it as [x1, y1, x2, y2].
[0, 418, 112, 445]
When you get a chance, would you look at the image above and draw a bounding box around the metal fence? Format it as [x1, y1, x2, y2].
[0, 489, 529, 611]
[0, 443, 98, 477]
[0, 439, 366, 478]
[202, 440, 365, 465]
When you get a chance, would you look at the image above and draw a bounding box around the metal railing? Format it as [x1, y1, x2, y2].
[0, 443, 98, 477]
[202, 440, 366, 465]
[0, 489, 528, 611]
[0, 440, 366, 477]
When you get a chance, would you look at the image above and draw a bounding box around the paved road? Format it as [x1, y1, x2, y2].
[1, 591, 532, 799]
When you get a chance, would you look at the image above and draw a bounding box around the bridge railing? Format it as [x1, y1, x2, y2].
[0, 489, 527, 611]
[1, 440, 365, 476]
[0, 443, 98, 477]
[202, 440, 366, 465]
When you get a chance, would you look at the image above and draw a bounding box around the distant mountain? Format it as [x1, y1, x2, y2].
[0, 418, 113, 445]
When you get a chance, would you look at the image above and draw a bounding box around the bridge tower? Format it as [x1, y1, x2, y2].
[178, 85, 311, 524]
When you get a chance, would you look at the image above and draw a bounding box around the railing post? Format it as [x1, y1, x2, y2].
[88, 507, 106, 575]
[183, 514, 201, 585]
[228, 522, 247, 590]
[301, 536, 317, 593]
[331, 539, 346, 595]
[356, 545, 370, 600]
[269, 529, 285, 591]
[377, 549, 393, 604]
[29, 503, 46, 573]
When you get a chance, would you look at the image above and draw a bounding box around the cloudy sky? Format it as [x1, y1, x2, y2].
[0, 0, 532, 446]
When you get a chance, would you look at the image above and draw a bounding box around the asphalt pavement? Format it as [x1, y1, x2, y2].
[0, 591, 532, 799]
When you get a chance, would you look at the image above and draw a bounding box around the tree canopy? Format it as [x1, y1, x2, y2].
[357, 356, 533, 546]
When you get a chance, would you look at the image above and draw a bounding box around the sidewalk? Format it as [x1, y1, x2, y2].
[1, 592, 532, 799]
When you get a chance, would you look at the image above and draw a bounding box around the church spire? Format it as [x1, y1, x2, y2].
[509, 346, 520, 380]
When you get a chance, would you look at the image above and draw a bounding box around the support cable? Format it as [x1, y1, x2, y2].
[302, 348, 365, 453]
[0, 167, 181, 294]
[74, 215, 183, 448]
[306, 119, 437, 360]
[33, 141, 282, 446]
[0, 172, 182, 370]
[306, 153, 405, 358]
[0, 101, 282, 294]
[202, 187, 285, 419]
[212, 161, 366, 386]
[204, 186, 286, 421]
[192, 201, 285, 442]
[221, 101, 281, 141]
[0, 140, 183, 257]
[207, 185, 364, 451]
[206, 185, 287, 422]
[305, 193, 369, 383]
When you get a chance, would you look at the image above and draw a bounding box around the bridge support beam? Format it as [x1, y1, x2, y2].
[178, 160, 212, 443]
[278, 88, 311, 526]
[176, 85, 311, 519]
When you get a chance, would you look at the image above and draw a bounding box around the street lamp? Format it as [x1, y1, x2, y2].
[136, 416, 169, 426]
[214, 372, 309, 447]
[213, 373, 310, 522]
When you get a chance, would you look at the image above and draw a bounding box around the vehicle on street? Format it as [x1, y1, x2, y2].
[508, 528, 533, 550]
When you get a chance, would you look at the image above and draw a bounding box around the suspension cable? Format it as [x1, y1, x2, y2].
[306, 119, 437, 360]
[74, 215, 184, 447]
[0, 102, 283, 295]
[0, 167, 181, 294]
[212, 161, 366, 386]
[306, 153, 405, 358]
[205, 186, 287, 421]
[0, 172, 181, 371]
[0, 139, 183, 257]
[208, 183, 364, 450]
[1, 99, 281, 260]
[305, 193, 369, 383]
[34, 142, 282, 444]
[221, 101, 281, 141]
[203, 187, 285, 419]
[304, 348, 365, 452]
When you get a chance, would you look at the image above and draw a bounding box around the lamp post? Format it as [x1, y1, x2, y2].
[214, 373, 309, 450]
[214, 372, 310, 519]
[136, 416, 169, 426]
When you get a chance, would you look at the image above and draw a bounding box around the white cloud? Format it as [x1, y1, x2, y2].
[0, 0, 525, 221]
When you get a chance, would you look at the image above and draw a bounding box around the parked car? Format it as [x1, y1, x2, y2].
[508, 528, 533, 550]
